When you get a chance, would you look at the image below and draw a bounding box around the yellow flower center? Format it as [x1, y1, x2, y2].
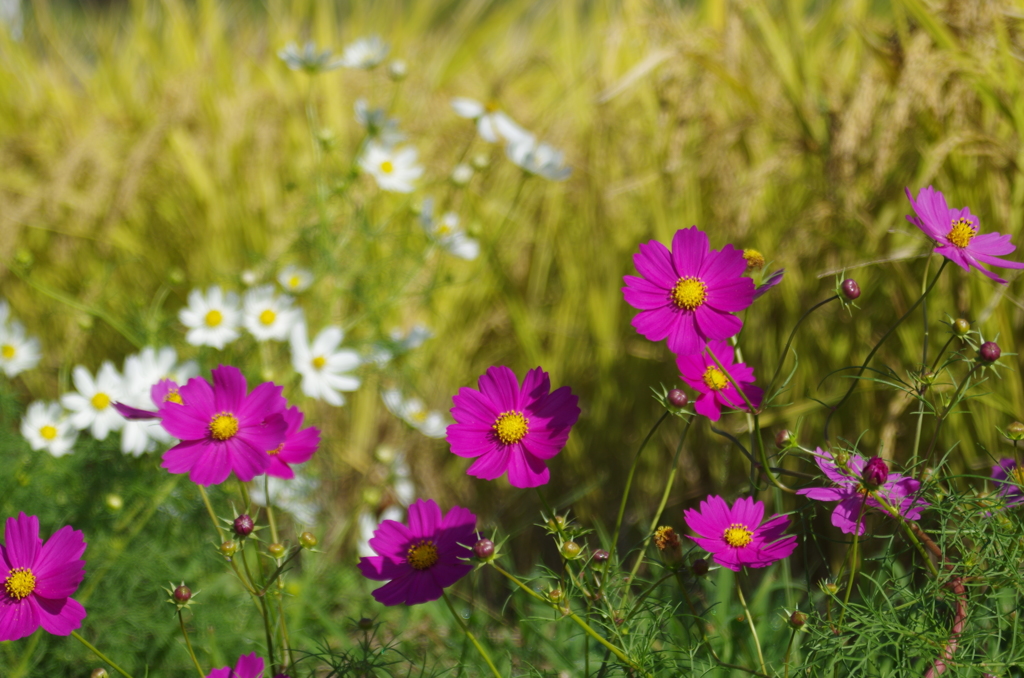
[259, 309, 276, 326]
[91, 393, 111, 410]
[654, 526, 680, 551]
[671, 277, 707, 310]
[1, 344, 14, 359]
[743, 249, 765, 271]
[208, 413, 240, 441]
[947, 218, 977, 249]
[493, 411, 529, 444]
[311, 356, 326, 370]
[485, 101, 499, 113]
[411, 409, 428, 423]
[205, 310, 223, 327]
[406, 539, 439, 570]
[40, 425, 58, 440]
[702, 366, 729, 391]
[164, 390, 184, 405]
[4, 567, 36, 600]
[1011, 467, 1024, 486]
[289, 275, 301, 288]
[723, 523, 753, 548]
[380, 160, 394, 174]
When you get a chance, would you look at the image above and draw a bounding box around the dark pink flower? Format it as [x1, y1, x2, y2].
[206, 652, 264, 678]
[906, 186, 1024, 284]
[676, 340, 763, 421]
[113, 379, 185, 420]
[0, 513, 87, 641]
[622, 226, 755, 355]
[991, 458, 1024, 507]
[447, 366, 579, 488]
[683, 496, 797, 571]
[160, 365, 288, 486]
[358, 499, 476, 606]
[264, 406, 321, 479]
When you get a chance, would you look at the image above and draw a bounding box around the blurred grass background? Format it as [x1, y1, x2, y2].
[4, 0, 1024, 673]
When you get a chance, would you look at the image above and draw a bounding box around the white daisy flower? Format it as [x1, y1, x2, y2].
[506, 136, 572, 181]
[420, 198, 479, 261]
[451, 97, 532, 144]
[118, 347, 197, 456]
[60, 362, 125, 441]
[359, 142, 422, 193]
[451, 163, 474, 185]
[278, 40, 343, 73]
[241, 270, 259, 286]
[387, 59, 407, 81]
[290, 322, 362, 406]
[278, 265, 314, 293]
[21, 401, 77, 457]
[339, 35, 389, 69]
[381, 388, 448, 438]
[243, 285, 303, 342]
[250, 473, 320, 526]
[0, 320, 41, 377]
[179, 286, 241, 349]
[355, 98, 405, 147]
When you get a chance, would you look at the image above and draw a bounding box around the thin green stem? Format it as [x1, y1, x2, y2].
[923, 362, 982, 462]
[71, 631, 135, 678]
[441, 590, 503, 678]
[237, 478, 252, 514]
[784, 627, 798, 678]
[736, 580, 767, 676]
[837, 497, 867, 628]
[241, 545, 276, 669]
[767, 294, 840, 396]
[198, 485, 226, 542]
[928, 335, 956, 376]
[178, 610, 206, 678]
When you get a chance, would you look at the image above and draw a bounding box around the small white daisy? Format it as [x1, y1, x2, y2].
[387, 59, 407, 81]
[506, 136, 572, 181]
[451, 163, 474, 185]
[179, 286, 241, 349]
[243, 285, 303, 342]
[381, 388, 448, 438]
[339, 35, 389, 69]
[355, 98, 405, 147]
[451, 97, 532, 144]
[278, 40, 343, 73]
[291, 322, 362, 406]
[21, 401, 77, 457]
[60, 362, 125, 441]
[420, 199, 479, 261]
[359, 142, 422, 193]
[0, 319, 41, 377]
[118, 347, 196, 455]
[278, 266, 314, 293]
[251, 473, 320, 526]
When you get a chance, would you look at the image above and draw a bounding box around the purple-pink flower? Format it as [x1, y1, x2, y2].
[206, 652, 264, 678]
[0, 513, 87, 642]
[676, 340, 763, 421]
[796, 448, 927, 535]
[114, 378, 185, 420]
[358, 498, 476, 606]
[683, 496, 797, 571]
[265, 406, 321, 479]
[906, 186, 1024, 284]
[447, 366, 580, 488]
[622, 226, 755, 355]
[160, 365, 288, 486]
[991, 458, 1024, 507]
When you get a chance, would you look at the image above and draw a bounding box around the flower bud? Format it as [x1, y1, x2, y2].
[775, 429, 792, 448]
[822, 581, 839, 595]
[862, 456, 889, 490]
[547, 515, 567, 532]
[1008, 422, 1024, 441]
[299, 531, 318, 549]
[357, 617, 374, 631]
[980, 341, 1001, 362]
[560, 541, 582, 560]
[668, 389, 688, 408]
[953, 318, 971, 337]
[173, 584, 192, 603]
[105, 493, 124, 511]
[268, 542, 286, 558]
[547, 588, 564, 603]
[655, 526, 682, 564]
[743, 249, 765, 271]
[691, 558, 709, 577]
[233, 514, 254, 537]
[91, 669, 109, 678]
[473, 538, 495, 560]
[789, 610, 808, 629]
[592, 548, 610, 563]
[840, 279, 860, 300]
[220, 541, 238, 557]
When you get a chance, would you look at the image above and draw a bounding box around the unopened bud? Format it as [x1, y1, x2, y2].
[953, 318, 971, 337]
[980, 341, 1001, 362]
[233, 514, 254, 537]
[690, 558, 708, 576]
[173, 584, 192, 603]
[92, 669, 110, 678]
[668, 389, 688, 408]
[473, 538, 495, 560]
[789, 610, 808, 629]
[299, 531, 318, 549]
[560, 541, 582, 560]
[862, 456, 889, 490]
[775, 429, 792, 447]
[357, 617, 374, 631]
[823, 581, 839, 595]
[547, 515, 567, 531]
[547, 588, 564, 603]
[220, 541, 238, 557]
[268, 542, 286, 558]
[1008, 422, 1024, 441]
[592, 549, 610, 563]
[841, 279, 861, 300]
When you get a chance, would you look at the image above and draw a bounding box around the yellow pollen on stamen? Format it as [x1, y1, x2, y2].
[267, 443, 284, 456]
[1, 345, 14, 359]
[40, 425, 58, 440]
[259, 309, 276, 326]
[493, 411, 529, 444]
[4, 567, 36, 600]
[411, 410, 428, 423]
[947, 218, 977, 249]
[164, 390, 183, 405]
[380, 160, 394, 174]
[702, 366, 729, 391]
[91, 393, 111, 410]
[723, 523, 754, 548]
[311, 356, 327, 370]
[743, 249, 765, 271]
[671, 277, 707, 310]
[406, 539, 439, 570]
[209, 413, 240, 441]
[205, 310, 223, 327]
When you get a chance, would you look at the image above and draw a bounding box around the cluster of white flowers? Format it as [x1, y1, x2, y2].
[419, 198, 479, 261]
[381, 388, 449, 438]
[0, 300, 41, 377]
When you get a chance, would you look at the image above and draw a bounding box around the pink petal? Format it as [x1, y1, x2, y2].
[447, 427, 499, 458]
[666, 311, 704, 355]
[451, 387, 501, 425]
[370, 573, 416, 606]
[505, 448, 550, 488]
[670, 227, 708, 277]
[622, 277, 672, 310]
[3, 514, 40, 569]
[693, 394, 721, 421]
[0, 597, 40, 641]
[466, 447, 512, 480]
[633, 239, 677, 284]
[700, 244, 748, 286]
[519, 367, 552, 403]
[211, 365, 248, 412]
[368, 520, 412, 559]
[693, 305, 742, 342]
[404, 571, 444, 605]
[632, 307, 676, 344]
[407, 499, 441, 539]
[32, 526, 85, 599]
[478, 366, 522, 410]
[34, 595, 86, 636]
[234, 652, 265, 678]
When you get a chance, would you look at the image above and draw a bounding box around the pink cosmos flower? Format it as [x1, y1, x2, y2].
[0, 513, 87, 641]
[676, 340, 763, 421]
[358, 498, 476, 606]
[265, 406, 321, 479]
[796, 448, 928, 535]
[991, 459, 1024, 507]
[160, 365, 288, 486]
[447, 366, 580, 488]
[114, 378, 186, 420]
[905, 186, 1024, 284]
[683, 496, 797, 571]
[622, 226, 755, 355]
[206, 652, 264, 678]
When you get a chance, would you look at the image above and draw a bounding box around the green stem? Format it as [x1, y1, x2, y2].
[837, 497, 868, 628]
[766, 294, 840, 397]
[240, 545, 276, 669]
[178, 610, 206, 678]
[784, 627, 798, 678]
[736, 580, 767, 676]
[70, 631, 135, 678]
[441, 591, 503, 678]
[198, 485, 226, 542]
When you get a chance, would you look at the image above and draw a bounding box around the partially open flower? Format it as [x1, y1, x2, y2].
[862, 457, 890, 490]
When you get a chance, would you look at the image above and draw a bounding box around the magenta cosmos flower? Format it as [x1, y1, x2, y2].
[683, 496, 797, 571]
[623, 226, 755, 355]
[796, 448, 927, 535]
[206, 652, 264, 678]
[676, 340, 763, 421]
[0, 513, 87, 642]
[358, 498, 476, 606]
[906, 186, 1024, 284]
[447, 366, 580, 488]
[114, 378, 185, 420]
[160, 365, 288, 486]
[265, 406, 321, 479]
[991, 459, 1024, 507]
